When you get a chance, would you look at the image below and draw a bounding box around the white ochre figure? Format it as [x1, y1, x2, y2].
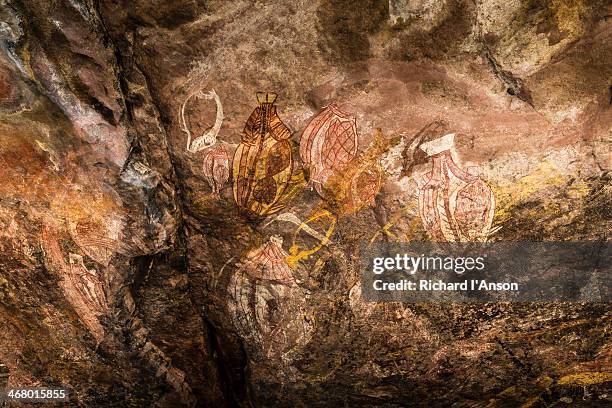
[181, 88, 224, 153]
[417, 133, 495, 242]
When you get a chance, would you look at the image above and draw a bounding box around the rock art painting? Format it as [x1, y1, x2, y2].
[286, 209, 337, 268]
[202, 146, 230, 198]
[346, 162, 384, 213]
[236, 236, 295, 285]
[2, 1, 610, 406]
[265, 212, 328, 243]
[232, 92, 293, 216]
[319, 129, 386, 216]
[68, 219, 121, 266]
[226, 237, 312, 359]
[300, 104, 358, 196]
[68, 253, 108, 314]
[41, 226, 107, 341]
[180, 88, 224, 153]
[417, 133, 496, 242]
[178, 81, 230, 199]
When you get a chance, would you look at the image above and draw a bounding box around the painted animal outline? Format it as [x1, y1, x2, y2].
[417, 133, 495, 242]
[226, 236, 312, 359]
[202, 146, 230, 198]
[180, 88, 224, 153]
[232, 92, 293, 216]
[300, 104, 358, 196]
[178, 82, 231, 197]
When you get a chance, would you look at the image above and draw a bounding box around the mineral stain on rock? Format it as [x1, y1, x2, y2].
[0, 71, 11, 101]
[317, 0, 390, 64]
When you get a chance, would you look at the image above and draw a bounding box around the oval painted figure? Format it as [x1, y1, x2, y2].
[238, 236, 295, 284]
[202, 146, 230, 198]
[232, 92, 293, 216]
[418, 133, 495, 242]
[226, 236, 313, 359]
[299, 104, 358, 196]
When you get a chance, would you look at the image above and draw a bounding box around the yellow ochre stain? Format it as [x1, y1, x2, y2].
[490, 160, 590, 226]
[557, 372, 612, 386]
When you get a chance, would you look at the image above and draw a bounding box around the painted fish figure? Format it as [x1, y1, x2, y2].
[232, 92, 293, 216]
[226, 236, 307, 358]
[323, 161, 383, 216]
[202, 146, 230, 198]
[238, 236, 295, 285]
[418, 133, 495, 242]
[299, 104, 358, 196]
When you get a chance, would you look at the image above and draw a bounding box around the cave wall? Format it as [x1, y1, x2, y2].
[0, 0, 610, 406]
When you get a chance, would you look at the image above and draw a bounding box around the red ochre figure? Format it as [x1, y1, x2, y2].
[299, 104, 358, 196]
[347, 164, 382, 212]
[226, 236, 309, 358]
[202, 146, 230, 198]
[418, 133, 495, 242]
[69, 220, 118, 266]
[232, 92, 293, 216]
[68, 253, 108, 313]
[237, 236, 294, 285]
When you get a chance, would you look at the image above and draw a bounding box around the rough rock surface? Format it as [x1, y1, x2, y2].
[0, 0, 610, 406]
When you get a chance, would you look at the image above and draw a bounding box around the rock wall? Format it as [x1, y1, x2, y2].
[0, 0, 609, 406]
